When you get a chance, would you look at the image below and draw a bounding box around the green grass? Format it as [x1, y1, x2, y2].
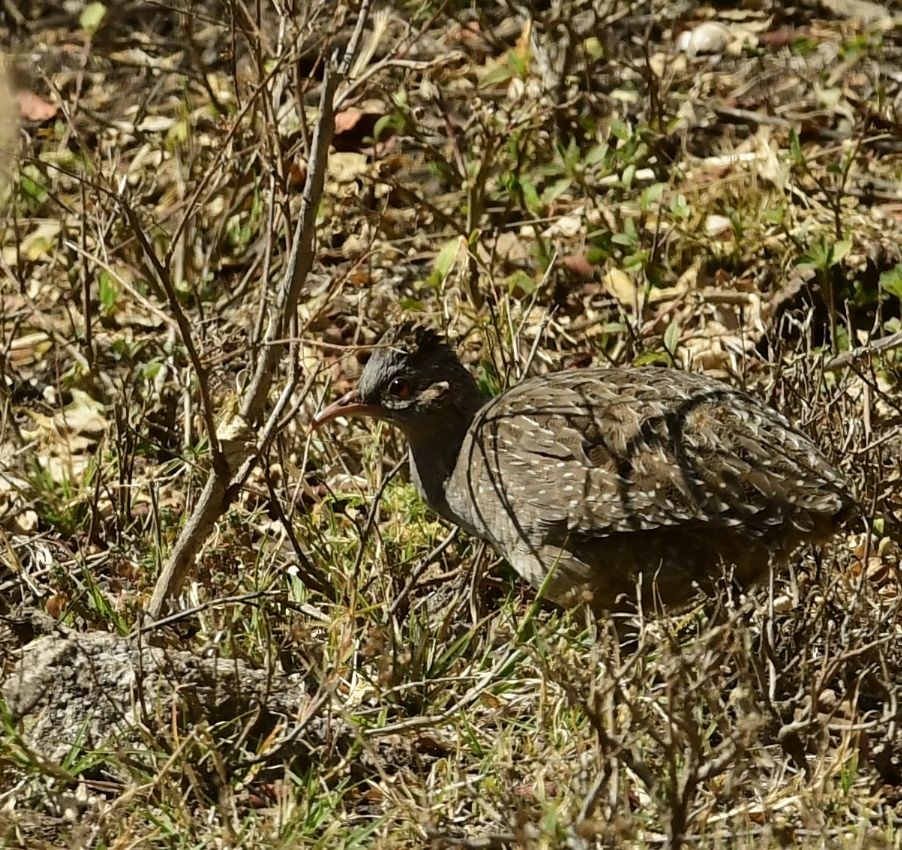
[1, 2, 900, 848]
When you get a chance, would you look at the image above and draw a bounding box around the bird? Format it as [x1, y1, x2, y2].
[313, 324, 855, 612]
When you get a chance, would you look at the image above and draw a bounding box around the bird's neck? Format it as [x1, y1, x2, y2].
[406, 392, 487, 523]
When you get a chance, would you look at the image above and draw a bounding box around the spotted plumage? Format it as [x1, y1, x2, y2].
[314, 325, 855, 611]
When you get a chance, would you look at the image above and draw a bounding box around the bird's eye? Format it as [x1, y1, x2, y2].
[387, 377, 412, 400]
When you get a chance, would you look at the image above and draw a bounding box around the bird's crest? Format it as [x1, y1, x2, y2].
[380, 321, 447, 357]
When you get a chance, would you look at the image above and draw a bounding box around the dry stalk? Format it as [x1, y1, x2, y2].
[146, 1, 373, 619]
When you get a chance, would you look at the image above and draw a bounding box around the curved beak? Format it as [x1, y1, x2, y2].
[311, 388, 387, 431]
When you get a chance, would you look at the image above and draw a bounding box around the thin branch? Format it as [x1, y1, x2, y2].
[118, 198, 223, 468]
[239, 2, 372, 424]
[146, 1, 373, 619]
[822, 328, 902, 372]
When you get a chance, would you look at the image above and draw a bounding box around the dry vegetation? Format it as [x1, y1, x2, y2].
[1, 1, 901, 848]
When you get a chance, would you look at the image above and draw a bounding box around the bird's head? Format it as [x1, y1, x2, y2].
[312, 324, 483, 434]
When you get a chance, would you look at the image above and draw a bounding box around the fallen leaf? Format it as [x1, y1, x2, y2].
[16, 91, 57, 122]
[603, 267, 639, 309]
[54, 389, 108, 439]
[18, 220, 62, 261]
[334, 109, 364, 135]
[560, 254, 595, 279]
[705, 214, 732, 237]
[137, 115, 176, 133]
[328, 151, 368, 183]
[46, 594, 68, 619]
[543, 211, 583, 239]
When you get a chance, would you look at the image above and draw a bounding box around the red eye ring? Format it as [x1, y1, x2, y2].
[387, 377, 412, 400]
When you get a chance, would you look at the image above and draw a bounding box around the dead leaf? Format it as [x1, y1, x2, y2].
[54, 389, 108, 439]
[821, 0, 892, 23]
[7, 331, 52, 365]
[217, 412, 256, 467]
[543, 211, 583, 239]
[495, 231, 530, 264]
[560, 254, 595, 279]
[12, 220, 61, 263]
[603, 267, 639, 309]
[705, 214, 733, 237]
[328, 151, 368, 183]
[46, 594, 68, 619]
[334, 109, 364, 135]
[137, 115, 176, 133]
[287, 159, 307, 189]
[16, 90, 57, 122]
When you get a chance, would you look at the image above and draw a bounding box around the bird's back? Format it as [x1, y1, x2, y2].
[445, 366, 853, 609]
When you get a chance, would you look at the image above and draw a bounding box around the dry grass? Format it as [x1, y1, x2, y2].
[1, 1, 901, 848]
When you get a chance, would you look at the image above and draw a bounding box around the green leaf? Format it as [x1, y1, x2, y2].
[798, 235, 852, 271]
[584, 143, 608, 166]
[639, 182, 665, 211]
[140, 359, 162, 381]
[519, 177, 540, 212]
[621, 164, 636, 189]
[669, 193, 690, 220]
[832, 239, 852, 264]
[788, 129, 804, 167]
[879, 264, 902, 299]
[791, 36, 818, 56]
[477, 361, 502, 396]
[797, 235, 830, 271]
[508, 51, 529, 78]
[663, 319, 680, 355]
[623, 250, 647, 270]
[563, 138, 580, 170]
[98, 271, 118, 314]
[506, 270, 536, 297]
[540, 177, 572, 206]
[586, 244, 611, 265]
[763, 203, 786, 225]
[19, 166, 47, 204]
[80, 2, 106, 34]
[426, 238, 460, 288]
[584, 37, 605, 60]
[612, 220, 637, 249]
[632, 350, 671, 367]
[835, 324, 851, 351]
[610, 120, 630, 142]
[480, 59, 514, 88]
[373, 113, 395, 141]
[165, 118, 189, 149]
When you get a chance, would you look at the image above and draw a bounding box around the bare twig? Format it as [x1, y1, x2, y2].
[822, 328, 902, 372]
[146, 1, 373, 619]
[117, 198, 223, 469]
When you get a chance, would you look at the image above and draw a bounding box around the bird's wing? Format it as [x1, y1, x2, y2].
[465, 368, 850, 543]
